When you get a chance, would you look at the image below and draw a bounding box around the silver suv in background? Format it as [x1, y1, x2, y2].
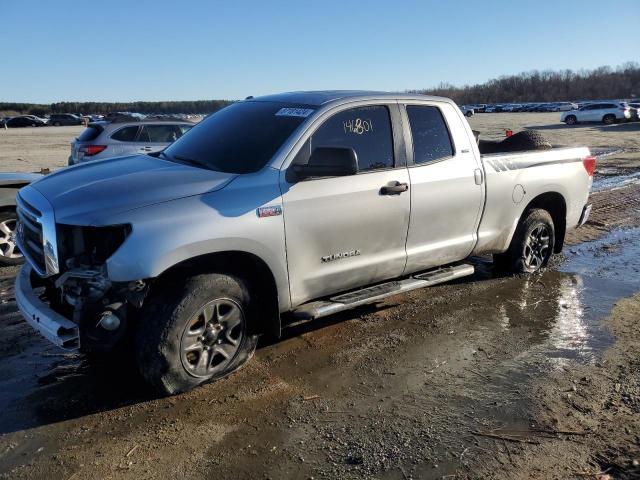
[69, 119, 194, 165]
[561, 102, 631, 125]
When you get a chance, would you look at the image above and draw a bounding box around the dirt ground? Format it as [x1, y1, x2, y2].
[0, 114, 639, 479]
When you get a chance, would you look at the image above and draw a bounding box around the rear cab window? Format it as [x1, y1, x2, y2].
[405, 105, 454, 164]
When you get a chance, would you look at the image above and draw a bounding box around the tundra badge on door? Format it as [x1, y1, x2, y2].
[321, 250, 361, 263]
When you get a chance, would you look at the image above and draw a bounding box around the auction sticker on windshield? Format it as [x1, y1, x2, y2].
[275, 108, 314, 118]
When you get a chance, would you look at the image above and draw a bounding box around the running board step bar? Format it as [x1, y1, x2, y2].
[292, 264, 474, 320]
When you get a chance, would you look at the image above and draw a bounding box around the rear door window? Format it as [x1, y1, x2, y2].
[305, 105, 395, 172]
[139, 125, 181, 143]
[111, 126, 139, 142]
[406, 105, 454, 165]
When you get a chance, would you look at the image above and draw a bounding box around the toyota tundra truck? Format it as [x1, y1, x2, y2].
[15, 91, 595, 394]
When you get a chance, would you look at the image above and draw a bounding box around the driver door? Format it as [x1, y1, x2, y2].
[280, 104, 410, 306]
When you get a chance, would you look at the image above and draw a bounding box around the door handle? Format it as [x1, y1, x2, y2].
[474, 168, 484, 185]
[141, 146, 152, 151]
[380, 181, 409, 195]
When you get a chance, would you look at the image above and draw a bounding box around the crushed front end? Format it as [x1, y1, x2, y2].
[15, 188, 147, 351]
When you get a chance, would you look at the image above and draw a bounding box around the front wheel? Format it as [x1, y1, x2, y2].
[493, 209, 555, 274]
[0, 210, 23, 266]
[564, 115, 577, 125]
[135, 273, 258, 395]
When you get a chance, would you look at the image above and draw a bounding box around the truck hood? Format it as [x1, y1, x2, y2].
[30, 155, 237, 225]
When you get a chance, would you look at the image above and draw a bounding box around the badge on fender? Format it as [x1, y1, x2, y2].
[257, 205, 282, 218]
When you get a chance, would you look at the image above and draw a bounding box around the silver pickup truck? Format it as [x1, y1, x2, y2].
[15, 91, 595, 394]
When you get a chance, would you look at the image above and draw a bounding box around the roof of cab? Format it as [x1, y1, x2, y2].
[248, 90, 450, 106]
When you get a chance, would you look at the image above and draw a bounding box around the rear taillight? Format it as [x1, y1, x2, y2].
[81, 145, 107, 156]
[583, 156, 596, 176]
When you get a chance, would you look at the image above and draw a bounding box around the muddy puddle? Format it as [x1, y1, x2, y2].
[592, 170, 640, 192]
[0, 228, 639, 478]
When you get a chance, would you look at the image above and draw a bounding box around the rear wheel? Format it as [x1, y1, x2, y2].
[135, 272, 258, 395]
[603, 114, 616, 125]
[565, 115, 577, 125]
[0, 210, 23, 266]
[493, 209, 555, 274]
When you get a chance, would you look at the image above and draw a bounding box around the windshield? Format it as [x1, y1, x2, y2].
[162, 101, 313, 174]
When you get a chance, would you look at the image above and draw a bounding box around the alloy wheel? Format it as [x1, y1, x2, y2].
[0, 219, 22, 259]
[523, 224, 550, 270]
[180, 298, 245, 378]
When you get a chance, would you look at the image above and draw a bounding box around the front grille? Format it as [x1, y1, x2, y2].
[16, 195, 47, 274]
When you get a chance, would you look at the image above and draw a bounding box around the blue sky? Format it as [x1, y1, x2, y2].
[1, 0, 638, 103]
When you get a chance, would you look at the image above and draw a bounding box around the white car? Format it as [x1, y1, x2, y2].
[561, 102, 631, 125]
[459, 105, 474, 117]
[556, 102, 578, 111]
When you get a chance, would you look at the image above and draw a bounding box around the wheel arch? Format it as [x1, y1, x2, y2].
[520, 191, 567, 253]
[152, 250, 282, 339]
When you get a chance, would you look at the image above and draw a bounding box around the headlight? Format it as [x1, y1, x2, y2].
[57, 224, 132, 268]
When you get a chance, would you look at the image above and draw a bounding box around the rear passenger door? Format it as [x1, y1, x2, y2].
[580, 105, 600, 122]
[281, 104, 410, 305]
[402, 103, 484, 274]
[109, 125, 141, 157]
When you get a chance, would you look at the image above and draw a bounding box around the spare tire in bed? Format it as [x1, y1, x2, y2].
[498, 130, 552, 152]
[478, 130, 552, 154]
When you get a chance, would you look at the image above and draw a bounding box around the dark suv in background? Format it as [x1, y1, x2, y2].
[49, 113, 85, 126]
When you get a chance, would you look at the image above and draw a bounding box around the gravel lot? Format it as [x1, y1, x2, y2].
[0, 113, 639, 479]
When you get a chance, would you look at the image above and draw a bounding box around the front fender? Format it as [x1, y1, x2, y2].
[105, 171, 291, 311]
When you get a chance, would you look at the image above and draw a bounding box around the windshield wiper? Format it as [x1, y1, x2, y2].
[171, 154, 211, 170]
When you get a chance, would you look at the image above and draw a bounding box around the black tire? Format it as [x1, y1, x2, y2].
[30, 123, 36, 127]
[493, 209, 555, 274]
[565, 115, 577, 125]
[135, 273, 259, 395]
[0, 209, 23, 266]
[53, 122, 60, 126]
[602, 114, 616, 125]
[465, 111, 473, 117]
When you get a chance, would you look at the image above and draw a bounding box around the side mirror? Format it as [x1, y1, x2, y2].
[291, 146, 358, 181]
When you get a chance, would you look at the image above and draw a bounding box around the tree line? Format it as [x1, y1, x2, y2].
[0, 100, 233, 117]
[414, 62, 640, 105]
[3, 62, 639, 116]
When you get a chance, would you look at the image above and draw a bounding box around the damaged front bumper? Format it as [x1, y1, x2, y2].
[15, 264, 80, 350]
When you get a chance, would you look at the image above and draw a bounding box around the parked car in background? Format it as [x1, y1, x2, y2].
[69, 119, 194, 165]
[561, 102, 631, 125]
[0, 172, 43, 266]
[49, 113, 85, 126]
[484, 104, 501, 113]
[460, 105, 474, 117]
[627, 103, 640, 121]
[469, 104, 486, 113]
[6, 116, 48, 128]
[555, 102, 578, 111]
